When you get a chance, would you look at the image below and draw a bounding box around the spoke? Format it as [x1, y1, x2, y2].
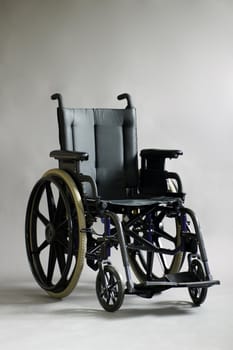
[37, 210, 49, 226]
[157, 251, 169, 273]
[55, 243, 66, 275]
[46, 183, 57, 222]
[55, 236, 69, 250]
[146, 251, 155, 279]
[137, 251, 148, 271]
[56, 218, 68, 231]
[109, 281, 117, 291]
[154, 237, 169, 272]
[106, 294, 111, 305]
[33, 240, 49, 255]
[47, 244, 56, 284]
[110, 293, 116, 304]
[156, 227, 176, 243]
[54, 195, 66, 225]
[100, 290, 105, 298]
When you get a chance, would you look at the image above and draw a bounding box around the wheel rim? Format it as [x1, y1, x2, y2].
[25, 169, 86, 297]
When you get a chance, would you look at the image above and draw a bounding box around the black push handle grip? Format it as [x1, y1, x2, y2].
[117, 93, 133, 109]
[51, 93, 63, 109]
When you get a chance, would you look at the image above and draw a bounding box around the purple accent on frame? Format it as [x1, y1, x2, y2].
[103, 217, 111, 257]
[181, 214, 187, 231]
[147, 214, 153, 242]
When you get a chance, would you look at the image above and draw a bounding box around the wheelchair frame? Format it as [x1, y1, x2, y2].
[25, 93, 219, 311]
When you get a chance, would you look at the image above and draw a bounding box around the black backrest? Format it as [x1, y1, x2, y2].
[57, 103, 138, 199]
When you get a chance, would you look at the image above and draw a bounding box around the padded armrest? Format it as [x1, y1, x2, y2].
[139, 148, 183, 195]
[50, 150, 89, 161]
[140, 149, 183, 159]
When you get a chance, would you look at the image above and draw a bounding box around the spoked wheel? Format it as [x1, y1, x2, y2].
[25, 169, 86, 298]
[96, 265, 124, 312]
[189, 259, 208, 306]
[126, 212, 184, 282]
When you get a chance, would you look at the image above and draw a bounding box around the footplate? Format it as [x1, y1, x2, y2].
[131, 272, 220, 298]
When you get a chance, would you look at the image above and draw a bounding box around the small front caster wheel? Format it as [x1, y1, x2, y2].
[96, 265, 124, 312]
[188, 259, 208, 306]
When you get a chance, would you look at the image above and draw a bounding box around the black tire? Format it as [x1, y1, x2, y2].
[189, 259, 208, 306]
[96, 265, 124, 312]
[25, 169, 86, 298]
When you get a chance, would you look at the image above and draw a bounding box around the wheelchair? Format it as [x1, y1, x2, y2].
[25, 93, 219, 312]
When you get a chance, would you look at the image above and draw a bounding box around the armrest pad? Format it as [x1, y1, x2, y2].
[140, 149, 183, 159]
[50, 150, 89, 161]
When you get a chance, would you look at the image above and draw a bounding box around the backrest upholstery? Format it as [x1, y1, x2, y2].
[57, 107, 138, 199]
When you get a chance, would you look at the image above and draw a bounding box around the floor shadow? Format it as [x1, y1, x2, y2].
[0, 280, 95, 306]
[0, 280, 194, 318]
[55, 300, 194, 320]
[52, 299, 194, 319]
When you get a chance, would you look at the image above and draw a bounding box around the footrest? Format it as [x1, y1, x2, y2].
[137, 279, 220, 289]
[132, 272, 220, 298]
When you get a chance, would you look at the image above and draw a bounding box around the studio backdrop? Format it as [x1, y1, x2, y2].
[0, 0, 232, 282]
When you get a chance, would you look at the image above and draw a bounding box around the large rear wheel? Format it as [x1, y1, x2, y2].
[25, 169, 86, 298]
[127, 213, 184, 282]
[127, 180, 184, 282]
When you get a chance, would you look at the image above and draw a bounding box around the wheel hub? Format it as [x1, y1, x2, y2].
[45, 223, 56, 243]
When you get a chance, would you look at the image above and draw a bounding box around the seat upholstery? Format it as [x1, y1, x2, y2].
[57, 107, 138, 199]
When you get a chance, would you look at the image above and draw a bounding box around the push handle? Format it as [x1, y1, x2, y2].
[117, 93, 134, 109]
[51, 93, 63, 109]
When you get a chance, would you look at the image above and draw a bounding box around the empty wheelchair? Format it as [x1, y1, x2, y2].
[25, 93, 219, 311]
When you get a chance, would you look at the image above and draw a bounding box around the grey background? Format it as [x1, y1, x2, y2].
[0, 0, 232, 348]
